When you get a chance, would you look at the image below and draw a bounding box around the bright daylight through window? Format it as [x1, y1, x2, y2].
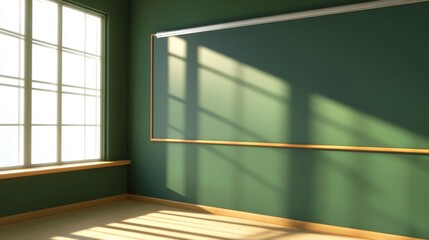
[0, 0, 103, 168]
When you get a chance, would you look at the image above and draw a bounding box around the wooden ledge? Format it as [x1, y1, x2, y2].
[0, 160, 131, 180]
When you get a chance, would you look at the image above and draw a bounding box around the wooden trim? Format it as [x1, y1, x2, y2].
[0, 193, 423, 240]
[23, 0, 33, 168]
[150, 34, 155, 140]
[0, 160, 131, 180]
[127, 194, 424, 240]
[151, 138, 429, 155]
[0, 194, 127, 225]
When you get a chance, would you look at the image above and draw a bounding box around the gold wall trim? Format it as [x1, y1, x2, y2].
[151, 138, 429, 154]
[128, 194, 423, 240]
[150, 34, 155, 140]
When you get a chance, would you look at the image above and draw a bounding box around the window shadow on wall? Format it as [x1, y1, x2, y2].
[151, 6, 429, 238]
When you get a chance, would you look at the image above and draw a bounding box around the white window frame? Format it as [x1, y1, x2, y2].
[0, 0, 105, 170]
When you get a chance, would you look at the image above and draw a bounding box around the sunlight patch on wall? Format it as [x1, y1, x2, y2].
[194, 145, 290, 214]
[168, 36, 187, 58]
[312, 150, 417, 232]
[167, 37, 187, 138]
[310, 94, 429, 148]
[167, 57, 186, 100]
[166, 143, 187, 196]
[166, 37, 188, 196]
[240, 63, 289, 98]
[311, 151, 368, 226]
[196, 146, 237, 208]
[198, 67, 237, 122]
[166, 98, 185, 138]
[197, 46, 290, 142]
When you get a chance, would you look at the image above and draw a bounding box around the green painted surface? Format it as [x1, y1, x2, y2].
[0, 166, 128, 217]
[0, 0, 129, 217]
[153, 2, 429, 149]
[129, 0, 429, 239]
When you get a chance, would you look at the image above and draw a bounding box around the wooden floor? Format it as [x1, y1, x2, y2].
[0, 200, 366, 240]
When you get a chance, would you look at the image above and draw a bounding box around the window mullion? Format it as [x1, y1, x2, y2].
[57, 2, 63, 164]
[101, 16, 106, 160]
[23, 0, 33, 168]
[83, 14, 87, 160]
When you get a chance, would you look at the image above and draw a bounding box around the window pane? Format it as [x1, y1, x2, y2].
[33, 81, 57, 91]
[0, 34, 23, 78]
[0, 3, 104, 168]
[86, 14, 101, 55]
[85, 57, 99, 89]
[32, 90, 57, 124]
[0, 85, 20, 124]
[63, 6, 85, 51]
[62, 85, 84, 94]
[85, 96, 96, 125]
[85, 126, 100, 159]
[62, 51, 84, 87]
[0, 76, 24, 87]
[96, 97, 101, 125]
[62, 126, 84, 161]
[0, 0, 25, 34]
[0, 126, 23, 167]
[62, 93, 84, 124]
[32, 44, 57, 83]
[19, 88, 24, 124]
[85, 89, 97, 95]
[32, 126, 56, 164]
[33, 0, 57, 44]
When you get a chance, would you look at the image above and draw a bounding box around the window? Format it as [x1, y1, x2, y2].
[0, 0, 104, 168]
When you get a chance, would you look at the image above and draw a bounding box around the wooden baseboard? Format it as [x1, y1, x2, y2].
[0, 193, 422, 240]
[0, 194, 127, 225]
[127, 194, 423, 240]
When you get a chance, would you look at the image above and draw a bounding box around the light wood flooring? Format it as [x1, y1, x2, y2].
[0, 200, 366, 240]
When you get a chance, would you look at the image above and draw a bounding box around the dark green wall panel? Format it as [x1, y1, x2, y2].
[0, 166, 127, 217]
[128, 0, 429, 239]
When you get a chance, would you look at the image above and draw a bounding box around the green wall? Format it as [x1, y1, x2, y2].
[0, 167, 127, 217]
[0, 0, 129, 217]
[151, 3, 429, 149]
[128, 0, 429, 239]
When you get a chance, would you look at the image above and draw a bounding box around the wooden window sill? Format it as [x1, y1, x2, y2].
[0, 160, 131, 180]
